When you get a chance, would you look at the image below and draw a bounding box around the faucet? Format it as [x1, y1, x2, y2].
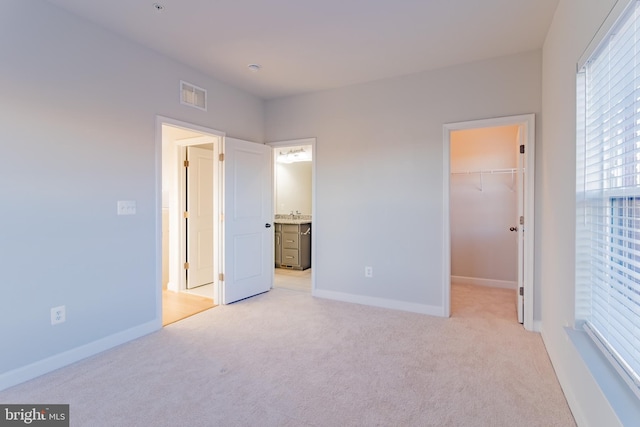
[290, 210, 295, 219]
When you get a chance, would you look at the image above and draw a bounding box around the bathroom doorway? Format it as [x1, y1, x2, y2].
[268, 138, 317, 293]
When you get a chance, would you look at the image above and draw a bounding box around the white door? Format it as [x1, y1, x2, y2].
[516, 128, 525, 323]
[222, 137, 273, 304]
[186, 146, 215, 289]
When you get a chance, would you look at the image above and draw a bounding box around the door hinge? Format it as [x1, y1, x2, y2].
[220, 213, 224, 222]
[184, 262, 190, 270]
[520, 216, 524, 225]
[184, 160, 190, 167]
[219, 273, 225, 281]
[219, 153, 225, 162]
[183, 211, 189, 219]
[520, 144, 525, 154]
[519, 287, 524, 296]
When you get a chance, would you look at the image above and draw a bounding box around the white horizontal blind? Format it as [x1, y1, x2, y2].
[577, 0, 640, 397]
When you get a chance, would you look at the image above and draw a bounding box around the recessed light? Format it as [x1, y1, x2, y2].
[248, 64, 262, 72]
[153, 3, 165, 12]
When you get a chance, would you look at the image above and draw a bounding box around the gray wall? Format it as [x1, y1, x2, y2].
[265, 51, 541, 312]
[0, 0, 263, 386]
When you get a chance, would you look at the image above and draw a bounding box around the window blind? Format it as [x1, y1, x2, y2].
[576, 0, 640, 399]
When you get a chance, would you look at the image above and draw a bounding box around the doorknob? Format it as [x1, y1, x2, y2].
[509, 226, 518, 232]
[265, 223, 272, 228]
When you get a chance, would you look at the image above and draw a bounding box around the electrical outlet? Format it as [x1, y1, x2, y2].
[51, 305, 66, 325]
[117, 200, 137, 215]
[365, 266, 373, 278]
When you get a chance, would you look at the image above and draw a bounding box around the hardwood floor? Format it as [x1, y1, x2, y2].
[163, 269, 309, 326]
[162, 290, 215, 326]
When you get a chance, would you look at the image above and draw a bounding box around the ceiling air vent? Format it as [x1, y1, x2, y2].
[180, 80, 207, 111]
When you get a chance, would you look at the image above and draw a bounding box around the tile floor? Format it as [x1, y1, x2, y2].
[274, 268, 312, 292]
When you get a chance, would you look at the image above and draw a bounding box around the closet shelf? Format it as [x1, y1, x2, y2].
[450, 168, 521, 175]
[451, 168, 523, 192]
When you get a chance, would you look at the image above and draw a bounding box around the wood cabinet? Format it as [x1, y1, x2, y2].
[274, 222, 311, 270]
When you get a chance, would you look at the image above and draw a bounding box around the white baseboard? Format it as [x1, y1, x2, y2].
[167, 281, 179, 292]
[451, 275, 517, 290]
[0, 320, 160, 391]
[312, 289, 445, 317]
[533, 320, 542, 333]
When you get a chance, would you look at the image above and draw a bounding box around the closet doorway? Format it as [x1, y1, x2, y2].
[443, 114, 535, 330]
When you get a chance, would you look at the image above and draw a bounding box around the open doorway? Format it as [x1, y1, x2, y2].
[156, 117, 274, 323]
[268, 138, 316, 293]
[443, 114, 535, 330]
[450, 125, 520, 322]
[160, 120, 223, 325]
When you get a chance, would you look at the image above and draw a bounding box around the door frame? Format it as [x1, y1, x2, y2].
[442, 114, 535, 331]
[267, 138, 317, 293]
[156, 116, 225, 309]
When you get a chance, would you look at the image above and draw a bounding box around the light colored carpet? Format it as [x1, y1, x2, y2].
[0, 284, 575, 426]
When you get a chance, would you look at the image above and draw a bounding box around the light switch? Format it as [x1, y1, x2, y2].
[117, 200, 136, 215]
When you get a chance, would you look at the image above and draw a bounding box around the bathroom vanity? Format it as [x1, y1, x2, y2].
[275, 221, 311, 270]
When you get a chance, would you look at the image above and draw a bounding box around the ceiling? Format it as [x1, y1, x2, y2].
[45, 0, 560, 100]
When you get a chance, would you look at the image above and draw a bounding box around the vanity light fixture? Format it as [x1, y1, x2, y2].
[278, 147, 312, 163]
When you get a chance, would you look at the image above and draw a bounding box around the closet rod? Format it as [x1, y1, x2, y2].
[450, 168, 521, 175]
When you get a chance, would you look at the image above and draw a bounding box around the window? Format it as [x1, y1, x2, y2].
[576, 0, 640, 399]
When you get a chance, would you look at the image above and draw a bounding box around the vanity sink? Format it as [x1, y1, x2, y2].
[274, 219, 312, 224]
[274, 214, 312, 225]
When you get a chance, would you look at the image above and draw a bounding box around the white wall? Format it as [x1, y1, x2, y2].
[265, 51, 541, 314]
[541, 0, 640, 425]
[275, 161, 312, 215]
[450, 126, 518, 284]
[0, 0, 263, 389]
